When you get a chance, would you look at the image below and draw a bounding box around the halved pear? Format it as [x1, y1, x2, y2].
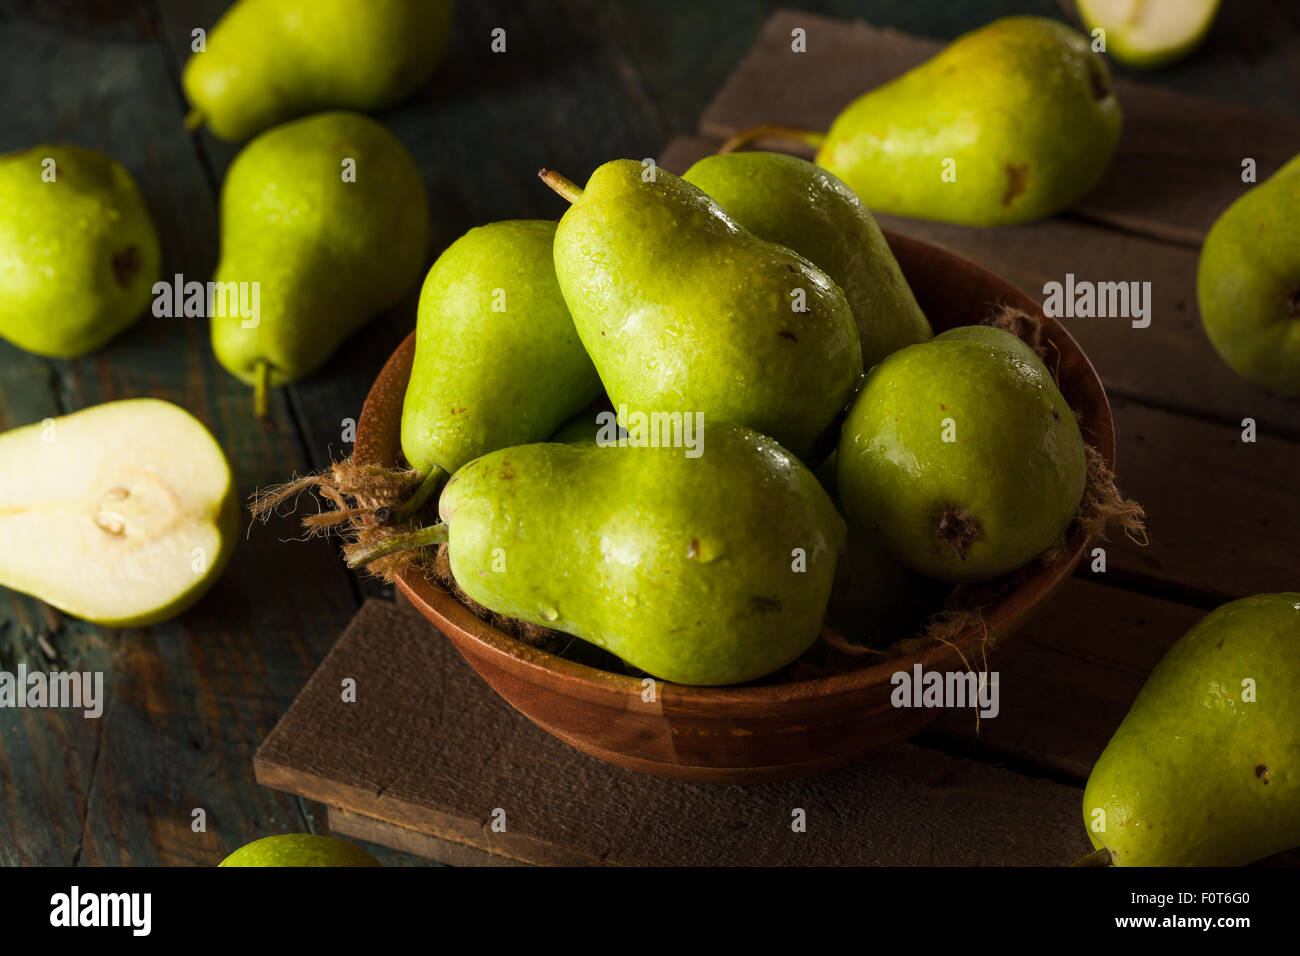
[1078, 0, 1221, 69]
[0, 398, 238, 626]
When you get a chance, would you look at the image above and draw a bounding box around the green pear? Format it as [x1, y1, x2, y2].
[683, 151, 932, 369]
[815, 450, 944, 648]
[0, 145, 160, 357]
[546, 410, 612, 445]
[541, 161, 862, 459]
[1197, 153, 1300, 398]
[212, 112, 430, 414]
[219, 834, 381, 867]
[1083, 593, 1300, 866]
[389, 422, 845, 686]
[0, 399, 237, 627]
[400, 221, 602, 490]
[813, 17, 1122, 226]
[183, 0, 455, 141]
[826, 530, 943, 650]
[836, 326, 1086, 583]
[1078, 0, 1221, 69]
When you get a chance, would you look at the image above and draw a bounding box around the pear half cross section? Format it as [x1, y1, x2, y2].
[0, 398, 238, 626]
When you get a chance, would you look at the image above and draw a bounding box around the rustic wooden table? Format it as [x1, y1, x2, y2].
[1, 0, 1297, 867]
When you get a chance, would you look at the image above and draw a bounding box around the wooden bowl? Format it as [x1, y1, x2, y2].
[355, 231, 1115, 784]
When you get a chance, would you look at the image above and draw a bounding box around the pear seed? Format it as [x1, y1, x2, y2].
[95, 514, 125, 536]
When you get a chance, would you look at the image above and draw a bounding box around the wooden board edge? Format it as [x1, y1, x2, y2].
[328, 806, 533, 867]
[252, 755, 606, 867]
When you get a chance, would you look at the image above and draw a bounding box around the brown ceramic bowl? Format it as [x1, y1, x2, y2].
[355, 231, 1115, 784]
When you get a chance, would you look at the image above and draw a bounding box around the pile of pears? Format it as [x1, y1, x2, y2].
[376, 150, 1090, 687]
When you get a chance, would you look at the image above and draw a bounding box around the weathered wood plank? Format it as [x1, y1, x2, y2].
[1101, 399, 1300, 602]
[258, 600, 1093, 866]
[928, 578, 1206, 779]
[329, 807, 482, 866]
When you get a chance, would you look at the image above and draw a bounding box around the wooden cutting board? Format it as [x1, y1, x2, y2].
[255, 599, 1092, 866]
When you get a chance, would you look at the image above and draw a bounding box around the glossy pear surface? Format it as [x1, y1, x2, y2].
[1084, 594, 1300, 866]
[817, 17, 1122, 226]
[211, 112, 430, 389]
[837, 326, 1085, 582]
[0, 145, 159, 357]
[683, 151, 932, 368]
[1197, 153, 1300, 398]
[183, 0, 455, 141]
[0, 399, 237, 626]
[219, 834, 381, 867]
[438, 422, 845, 685]
[552, 160, 862, 459]
[400, 221, 601, 476]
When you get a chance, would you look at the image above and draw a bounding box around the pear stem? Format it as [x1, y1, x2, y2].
[1068, 847, 1114, 867]
[184, 109, 205, 133]
[390, 466, 449, 522]
[718, 124, 828, 155]
[253, 361, 271, 420]
[345, 523, 448, 569]
[538, 168, 583, 204]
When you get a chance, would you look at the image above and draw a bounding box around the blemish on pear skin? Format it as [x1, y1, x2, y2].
[1088, 66, 1110, 102]
[936, 506, 981, 560]
[687, 538, 700, 559]
[1256, 765, 1271, 784]
[1002, 163, 1028, 207]
[778, 330, 798, 342]
[111, 246, 139, 287]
